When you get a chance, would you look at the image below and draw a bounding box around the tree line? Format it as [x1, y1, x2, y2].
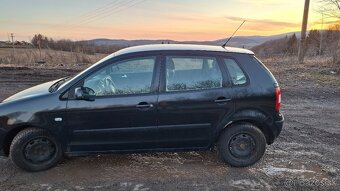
[31, 34, 124, 55]
[252, 23, 340, 58]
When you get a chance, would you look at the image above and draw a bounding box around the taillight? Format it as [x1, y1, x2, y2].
[275, 87, 281, 110]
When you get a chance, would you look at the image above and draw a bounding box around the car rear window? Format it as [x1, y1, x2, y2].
[223, 58, 247, 85]
[252, 56, 278, 85]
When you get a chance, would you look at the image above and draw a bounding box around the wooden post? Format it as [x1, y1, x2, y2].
[298, 0, 310, 64]
[10, 33, 15, 56]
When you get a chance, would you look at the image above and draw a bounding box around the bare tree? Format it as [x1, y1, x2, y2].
[319, 0, 340, 19]
[326, 23, 340, 69]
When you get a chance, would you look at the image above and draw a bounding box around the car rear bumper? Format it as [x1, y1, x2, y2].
[268, 113, 284, 144]
[274, 115, 284, 136]
[0, 128, 6, 157]
[0, 149, 4, 157]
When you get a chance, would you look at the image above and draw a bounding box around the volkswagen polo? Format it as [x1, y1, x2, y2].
[0, 44, 284, 171]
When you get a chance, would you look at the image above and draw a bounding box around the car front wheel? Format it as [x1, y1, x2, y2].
[218, 123, 266, 167]
[10, 128, 63, 172]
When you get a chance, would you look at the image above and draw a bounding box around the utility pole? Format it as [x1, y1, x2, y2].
[38, 38, 42, 61]
[319, 12, 324, 55]
[298, 0, 310, 64]
[10, 33, 15, 56]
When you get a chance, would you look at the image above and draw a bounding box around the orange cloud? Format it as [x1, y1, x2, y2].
[225, 16, 300, 28]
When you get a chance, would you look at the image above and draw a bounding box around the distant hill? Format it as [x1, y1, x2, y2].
[85, 39, 179, 46]
[83, 32, 301, 48]
[213, 32, 300, 47]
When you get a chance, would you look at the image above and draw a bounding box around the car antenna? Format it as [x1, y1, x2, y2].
[222, 20, 246, 48]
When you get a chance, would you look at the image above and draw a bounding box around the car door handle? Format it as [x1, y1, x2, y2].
[136, 102, 154, 109]
[214, 97, 232, 104]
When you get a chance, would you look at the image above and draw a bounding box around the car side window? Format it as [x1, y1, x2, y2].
[165, 56, 222, 92]
[223, 58, 247, 85]
[83, 57, 156, 96]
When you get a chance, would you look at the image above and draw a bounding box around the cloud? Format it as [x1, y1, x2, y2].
[159, 14, 223, 25]
[225, 16, 300, 28]
[311, 20, 340, 25]
[236, 0, 290, 6]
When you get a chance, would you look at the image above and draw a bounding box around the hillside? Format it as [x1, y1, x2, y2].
[84, 31, 302, 48]
[252, 28, 340, 60]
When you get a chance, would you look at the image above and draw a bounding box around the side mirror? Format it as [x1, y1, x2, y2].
[75, 87, 95, 101]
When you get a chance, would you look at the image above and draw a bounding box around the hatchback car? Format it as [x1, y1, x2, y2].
[0, 44, 283, 171]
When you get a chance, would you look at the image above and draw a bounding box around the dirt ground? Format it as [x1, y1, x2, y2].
[0, 56, 339, 191]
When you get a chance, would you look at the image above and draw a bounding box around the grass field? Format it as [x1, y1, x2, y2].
[0, 48, 106, 69]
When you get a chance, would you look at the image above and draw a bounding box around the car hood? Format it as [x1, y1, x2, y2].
[2, 79, 60, 103]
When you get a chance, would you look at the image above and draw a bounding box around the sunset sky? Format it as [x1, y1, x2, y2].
[0, 0, 337, 41]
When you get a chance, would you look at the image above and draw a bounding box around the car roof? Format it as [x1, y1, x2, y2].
[114, 44, 254, 57]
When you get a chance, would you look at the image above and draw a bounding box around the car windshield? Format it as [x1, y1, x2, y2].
[48, 76, 73, 93]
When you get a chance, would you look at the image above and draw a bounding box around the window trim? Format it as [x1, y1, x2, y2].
[66, 53, 161, 99]
[159, 53, 226, 93]
[220, 56, 250, 87]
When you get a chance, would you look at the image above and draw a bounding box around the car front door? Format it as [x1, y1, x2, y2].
[66, 55, 161, 153]
[157, 52, 235, 149]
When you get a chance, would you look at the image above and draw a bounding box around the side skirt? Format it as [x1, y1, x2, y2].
[64, 147, 211, 157]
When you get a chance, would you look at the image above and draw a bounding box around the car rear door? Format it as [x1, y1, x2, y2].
[65, 54, 161, 153]
[157, 51, 235, 149]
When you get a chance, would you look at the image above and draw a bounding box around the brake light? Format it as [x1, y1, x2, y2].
[275, 87, 281, 110]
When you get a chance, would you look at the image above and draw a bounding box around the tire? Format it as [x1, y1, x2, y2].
[10, 128, 63, 172]
[217, 123, 266, 167]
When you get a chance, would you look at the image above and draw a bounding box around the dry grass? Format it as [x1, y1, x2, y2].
[306, 72, 340, 87]
[260, 55, 340, 87]
[0, 48, 107, 70]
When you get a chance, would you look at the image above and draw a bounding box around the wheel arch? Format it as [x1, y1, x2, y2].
[2, 125, 49, 156]
[215, 109, 275, 145]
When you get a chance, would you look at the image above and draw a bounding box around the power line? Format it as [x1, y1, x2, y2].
[53, 0, 148, 36]
[79, 0, 121, 19]
[77, 0, 134, 25]
[62, 0, 126, 28]
[78, 0, 125, 22]
[101, 0, 147, 19]
[78, 0, 143, 25]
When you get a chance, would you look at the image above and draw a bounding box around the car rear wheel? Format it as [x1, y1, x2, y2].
[218, 123, 266, 167]
[10, 128, 63, 172]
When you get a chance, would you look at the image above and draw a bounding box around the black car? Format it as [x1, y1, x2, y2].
[0, 44, 283, 172]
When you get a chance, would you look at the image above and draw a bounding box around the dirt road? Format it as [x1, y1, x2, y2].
[0, 61, 339, 191]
